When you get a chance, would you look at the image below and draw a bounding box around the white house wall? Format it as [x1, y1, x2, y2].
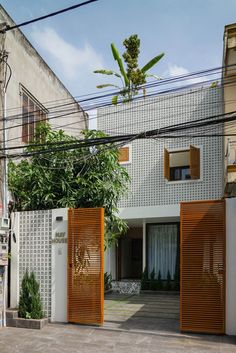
[10, 211, 19, 309]
[104, 246, 116, 280]
[51, 208, 68, 323]
[97, 87, 224, 208]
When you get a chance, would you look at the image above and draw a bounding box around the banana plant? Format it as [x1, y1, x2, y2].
[94, 34, 164, 104]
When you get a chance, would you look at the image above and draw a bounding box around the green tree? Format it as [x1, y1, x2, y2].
[18, 270, 43, 319]
[8, 123, 130, 248]
[94, 34, 164, 104]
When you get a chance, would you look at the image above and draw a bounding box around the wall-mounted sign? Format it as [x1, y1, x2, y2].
[52, 232, 67, 244]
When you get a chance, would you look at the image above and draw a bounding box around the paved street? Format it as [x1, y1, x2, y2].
[0, 293, 235, 352]
[0, 323, 236, 353]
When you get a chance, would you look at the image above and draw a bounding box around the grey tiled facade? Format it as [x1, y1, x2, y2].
[97, 87, 224, 208]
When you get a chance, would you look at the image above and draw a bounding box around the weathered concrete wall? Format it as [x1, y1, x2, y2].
[0, 6, 87, 152]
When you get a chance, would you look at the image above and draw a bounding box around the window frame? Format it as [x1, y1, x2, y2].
[118, 144, 132, 165]
[164, 145, 203, 184]
[170, 165, 191, 181]
[20, 85, 48, 143]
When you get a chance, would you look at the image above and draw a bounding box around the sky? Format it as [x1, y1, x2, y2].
[1, 0, 236, 99]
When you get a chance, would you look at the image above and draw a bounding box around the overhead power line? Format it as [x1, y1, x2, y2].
[3, 78, 230, 145]
[0, 62, 233, 116]
[0, 74, 227, 130]
[0, 0, 99, 33]
[2, 110, 235, 159]
[0, 62, 235, 125]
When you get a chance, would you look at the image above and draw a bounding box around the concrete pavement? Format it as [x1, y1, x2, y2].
[0, 292, 235, 352]
[0, 323, 236, 353]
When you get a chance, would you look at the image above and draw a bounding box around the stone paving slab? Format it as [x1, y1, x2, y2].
[0, 324, 236, 353]
[104, 292, 180, 332]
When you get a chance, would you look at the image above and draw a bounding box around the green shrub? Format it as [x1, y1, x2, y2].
[18, 270, 43, 319]
[150, 268, 158, 290]
[174, 271, 180, 291]
[141, 267, 149, 290]
[104, 272, 112, 291]
[157, 270, 163, 290]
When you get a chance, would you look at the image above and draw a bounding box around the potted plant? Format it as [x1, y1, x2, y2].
[8, 270, 48, 329]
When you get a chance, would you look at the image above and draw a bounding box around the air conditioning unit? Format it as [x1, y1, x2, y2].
[0, 218, 9, 230]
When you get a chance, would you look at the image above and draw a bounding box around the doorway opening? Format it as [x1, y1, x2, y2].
[117, 227, 142, 280]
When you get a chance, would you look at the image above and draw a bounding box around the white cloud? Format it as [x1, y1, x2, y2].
[168, 64, 208, 85]
[168, 64, 189, 77]
[31, 27, 104, 81]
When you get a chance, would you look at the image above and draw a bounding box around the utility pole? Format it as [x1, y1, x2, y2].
[0, 23, 8, 220]
[0, 22, 9, 328]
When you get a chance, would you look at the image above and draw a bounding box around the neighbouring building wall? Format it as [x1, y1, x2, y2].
[11, 208, 68, 321]
[226, 198, 236, 335]
[0, 6, 87, 152]
[223, 24, 236, 188]
[98, 87, 224, 208]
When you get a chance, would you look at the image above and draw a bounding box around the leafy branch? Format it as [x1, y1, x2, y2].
[94, 34, 164, 104]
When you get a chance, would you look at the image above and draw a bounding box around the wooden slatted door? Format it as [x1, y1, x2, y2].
[68, 208, 104, 325]
[180, 200, 225, 334]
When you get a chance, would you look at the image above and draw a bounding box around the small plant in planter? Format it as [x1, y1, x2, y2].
[174, 271, 180, 291]
[104, 272, 112, 291]
[150, 268, 158, 290]
[165, 270, 172, 291]
[141, 267, 149, 290]
[18, 270, 43, 319]
[157, 270, 163, 290]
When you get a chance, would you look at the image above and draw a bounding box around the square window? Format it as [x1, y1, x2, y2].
[164, 146, 201, 182]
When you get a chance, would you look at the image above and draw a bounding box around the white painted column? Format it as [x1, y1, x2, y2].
[51, 208, 68, 322]
[10, 212, 19, 309]
[142, 220, 146, 271]
[104, 246, 116, 280]
[226, 198, 236, 335]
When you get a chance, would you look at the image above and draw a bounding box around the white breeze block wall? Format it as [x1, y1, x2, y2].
[11, 210, 52, 317]
[11, 209, 68, 320]
[97, 87, 224, 207]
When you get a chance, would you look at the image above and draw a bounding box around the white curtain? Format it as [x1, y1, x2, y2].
[147, 224, 178, 280]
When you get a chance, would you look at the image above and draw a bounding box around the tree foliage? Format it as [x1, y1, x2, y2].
[8, 123, 130, 247]
[94, 34, 164, 103]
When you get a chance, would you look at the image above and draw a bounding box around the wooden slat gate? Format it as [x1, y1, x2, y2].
[67, 208, 104, 325]
[180, 200, 225, 334]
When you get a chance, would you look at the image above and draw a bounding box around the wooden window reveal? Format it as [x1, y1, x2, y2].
[190, 145, 200, 179]
[118, 146, 130, 163]
[164, 146, 200, 181]
[164, 148, 170, 180]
